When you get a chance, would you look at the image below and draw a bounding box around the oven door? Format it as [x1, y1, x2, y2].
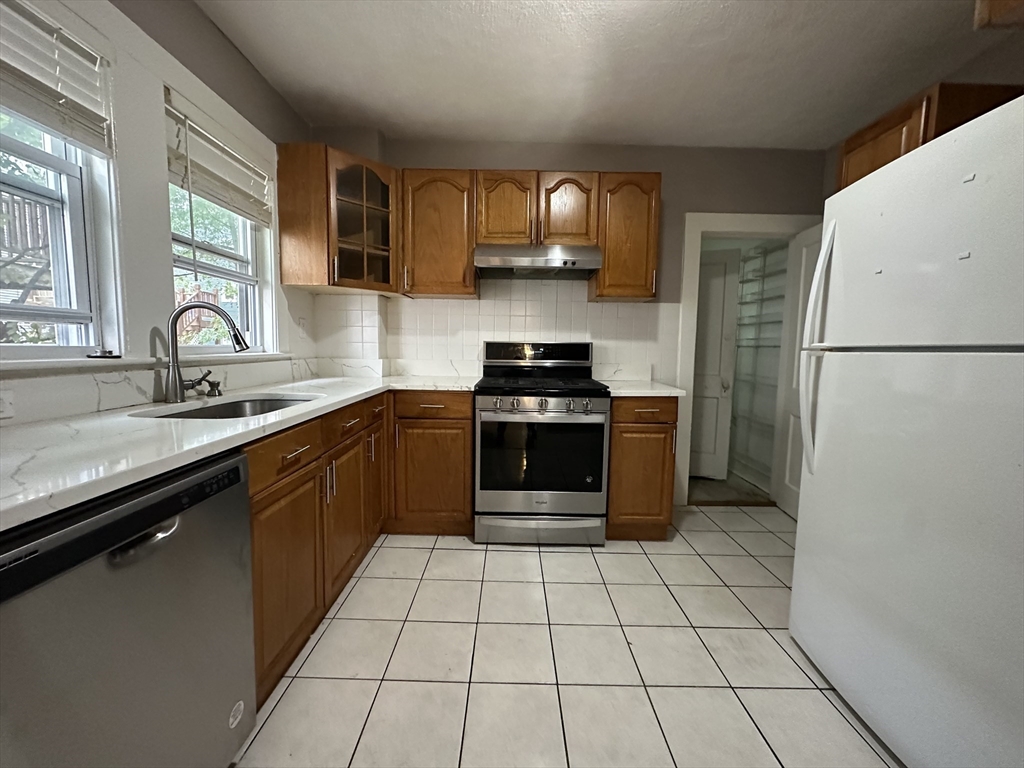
[475, 410, 609, 516]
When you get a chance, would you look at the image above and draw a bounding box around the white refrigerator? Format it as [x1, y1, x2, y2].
[790, 96, 1024, 768]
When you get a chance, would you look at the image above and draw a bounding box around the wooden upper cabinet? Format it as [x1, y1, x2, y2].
[403, 169, 476, 296]
[590, 172, 661, 301]
[539, 172, 598, 245]
[838, 83, 1023, 190]
[278, 143, 400, 292]
[839, 99, 928, 190]
[477, 170, 537, 244]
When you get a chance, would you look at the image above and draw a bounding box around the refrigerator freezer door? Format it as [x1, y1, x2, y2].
[791, 350, 1024, 768]
[815, 97, 1023, 349]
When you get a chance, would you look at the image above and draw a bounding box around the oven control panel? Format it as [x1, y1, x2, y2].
[475, 395, 610, 414]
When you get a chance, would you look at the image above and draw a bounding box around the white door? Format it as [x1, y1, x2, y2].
[770, 225, 821, 516]
[690, 250, 740, 478]
[791, 350, 1024, 768]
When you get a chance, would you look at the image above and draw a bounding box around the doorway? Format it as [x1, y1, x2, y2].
[675, 214, 822, 516]
[690, 236, 788, 505]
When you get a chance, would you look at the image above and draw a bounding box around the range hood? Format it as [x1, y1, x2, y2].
[474, 244, 602, 280]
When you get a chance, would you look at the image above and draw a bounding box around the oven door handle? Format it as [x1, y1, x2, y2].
[477, 411, 608, 424]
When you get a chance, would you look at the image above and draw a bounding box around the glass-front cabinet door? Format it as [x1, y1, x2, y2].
[328, 149, 398, 291]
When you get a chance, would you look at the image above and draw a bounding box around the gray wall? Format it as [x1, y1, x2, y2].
[110, 0, 309, 143]
[384, 140, 826, 304]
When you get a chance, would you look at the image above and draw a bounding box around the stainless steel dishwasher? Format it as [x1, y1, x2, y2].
[0, 453, 255, 768]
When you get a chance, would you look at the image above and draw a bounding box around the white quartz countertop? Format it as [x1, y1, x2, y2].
[604, 380, 687, 397]
[0, 375, 683, 532]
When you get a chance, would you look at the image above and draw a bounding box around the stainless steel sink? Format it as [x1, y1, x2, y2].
[152, 397, 316, 419]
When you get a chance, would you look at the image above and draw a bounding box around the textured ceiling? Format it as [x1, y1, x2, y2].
[195, 0, 1010, 149]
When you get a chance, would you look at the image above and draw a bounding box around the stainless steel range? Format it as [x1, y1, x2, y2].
[474, 342, 610, 545]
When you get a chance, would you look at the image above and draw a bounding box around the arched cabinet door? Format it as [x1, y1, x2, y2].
[538, 172, 598, 246]
[403, 169, 477, 296]
[590, 172, 661, 301]
[476, 170, 537, 244]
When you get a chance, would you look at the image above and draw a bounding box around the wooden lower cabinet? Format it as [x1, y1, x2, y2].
[250, 461, 323, 706]
[393, 418, 473, 534]
[607, 422, 676, 538]
[323, 433, 366, 604]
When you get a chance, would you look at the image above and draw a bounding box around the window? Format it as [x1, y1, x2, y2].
[165, 96, 272, 350]
[0, 1, 112, 350]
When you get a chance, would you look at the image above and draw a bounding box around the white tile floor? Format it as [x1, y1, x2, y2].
[237, 505, 898, 768]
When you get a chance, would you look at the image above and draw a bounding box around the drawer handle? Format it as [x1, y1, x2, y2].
[283, 445, 311, 460]
[634, 408, 661, 413]
[419, 404, 445, 409]
[342, 418, 361, 428]
[373, 406, 386, 413]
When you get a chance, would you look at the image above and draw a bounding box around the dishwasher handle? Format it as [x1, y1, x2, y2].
[108, 516, 180, 568]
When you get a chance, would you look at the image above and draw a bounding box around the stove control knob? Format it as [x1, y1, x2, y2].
[565, 398, 575, 412]
[538, 398, 548, 410]
[511, 397, 521, 411]
[583, 398, 592, 414]
[493, 396, 502, 409]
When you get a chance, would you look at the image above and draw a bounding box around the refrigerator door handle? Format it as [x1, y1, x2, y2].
[799, 349, 819, 474]
[802, 219, 837, 351]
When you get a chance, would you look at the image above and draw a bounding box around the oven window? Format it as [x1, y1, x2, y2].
[479, 420, 605, 493]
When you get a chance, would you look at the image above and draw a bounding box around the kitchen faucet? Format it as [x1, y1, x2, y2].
[165, 301, 249, 403]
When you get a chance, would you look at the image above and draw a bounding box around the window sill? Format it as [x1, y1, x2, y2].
[0, 352, 291, 378]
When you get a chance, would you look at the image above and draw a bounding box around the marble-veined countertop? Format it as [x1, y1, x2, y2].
[0, 375, 684, 532]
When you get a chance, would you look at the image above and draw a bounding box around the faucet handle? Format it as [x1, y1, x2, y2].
[184, 369, 213, 393]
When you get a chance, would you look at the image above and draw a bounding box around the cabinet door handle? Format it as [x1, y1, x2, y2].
[652, 269, 657, 295]
[530, 217, 535, 243]
[672, 428, 677, 455]
[419, 404, 445, 409]
[283, 445, 310, 461]
[371, 432, 376, 462]
[540, 217, 545, 242]
[343, 418, 361, 428]
[634, 408, 660, 413]
[373, 405, 386, 413]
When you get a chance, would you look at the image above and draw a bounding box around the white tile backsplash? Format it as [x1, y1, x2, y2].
[367, 279, 668, 378]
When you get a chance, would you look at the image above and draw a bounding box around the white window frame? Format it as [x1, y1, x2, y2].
[169, 199, 264, 354]
[0, 113, 105, 357]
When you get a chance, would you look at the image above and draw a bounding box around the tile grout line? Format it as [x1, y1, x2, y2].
[456, 542, 487, 767]
[589, 546, 678, 768]
[676, 525, 818, 690]
[346, 535, 433, 768]
[538, 551, 572, 768]
[682, 509, 889, 763]
[638, 534, 786, 768]
[244, 537, 385, 764]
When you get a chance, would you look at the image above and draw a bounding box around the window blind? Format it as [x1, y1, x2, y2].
[164, 93, 273, 228]
[0, 0, 111, 154]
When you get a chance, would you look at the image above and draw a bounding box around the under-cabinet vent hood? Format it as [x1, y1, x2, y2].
[474, 244, 602, 280]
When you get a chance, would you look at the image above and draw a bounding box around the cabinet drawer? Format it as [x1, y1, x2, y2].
[364, 393, 388, 424]
[322, 401, 368, 448]
[611, 397, 678, 424]
[245, 420, 324, 496]
[394, 391, 472, 419]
